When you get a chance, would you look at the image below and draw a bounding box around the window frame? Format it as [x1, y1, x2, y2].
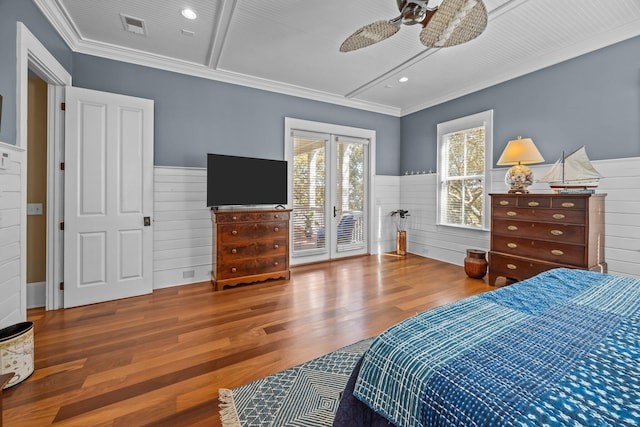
[436, 110, 493, 231]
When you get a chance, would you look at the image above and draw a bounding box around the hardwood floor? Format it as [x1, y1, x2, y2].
[3, 254, 493, 426]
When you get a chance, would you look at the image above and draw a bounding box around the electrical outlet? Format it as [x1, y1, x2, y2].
[27, 203, 43, 215]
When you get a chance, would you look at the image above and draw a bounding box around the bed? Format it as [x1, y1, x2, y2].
[333, 268, 640, 426]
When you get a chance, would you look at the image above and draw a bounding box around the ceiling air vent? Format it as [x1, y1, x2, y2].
[120, 14, 147, 35]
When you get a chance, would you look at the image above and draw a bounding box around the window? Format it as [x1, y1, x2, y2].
[437, 110, 493, 230]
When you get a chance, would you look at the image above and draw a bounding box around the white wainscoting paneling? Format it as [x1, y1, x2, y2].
[153, 167, 212, 289]
[0, 142, 26, 328]
[583, 157, 640, 277]
[374, 175, 401, 254]
[151, 158, 639, 291]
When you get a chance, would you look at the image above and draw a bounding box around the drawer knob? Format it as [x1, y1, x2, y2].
[499, 200, 510, 206]
[274, 214, 280, 218]
[507, 243, 518, 249]
[274, 227, 279, 232]
[506, 211, 517, 217]
[231, 230, 238, 235]
[232, 216, 237, 221]
[551, 249, 564, 256]
[231, 248, 237, 254]
[274, 244, 279, 249]
[550, 230, 563, 236]
[231, 267, 237, 273]
[507, 264, 517, 270]
[528, 201, 539, 207]
[507, 225, 518, 231]
[552, 214, 565, 220]
[561, 202, 575, 208]
[273, 261, 279, 266]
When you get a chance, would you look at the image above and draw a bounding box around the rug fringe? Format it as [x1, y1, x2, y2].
[218, 388, 242, 427]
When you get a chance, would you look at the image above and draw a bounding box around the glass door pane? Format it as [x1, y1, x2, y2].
[292, 133, 328, 256]
[332, 137, 367, 257]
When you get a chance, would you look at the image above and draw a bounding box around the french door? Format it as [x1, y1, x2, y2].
[289, 128, 369, 263]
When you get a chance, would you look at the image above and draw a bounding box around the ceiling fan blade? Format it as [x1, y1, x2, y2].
[419, 0, 487, 48]
[339, 20, 401, 52]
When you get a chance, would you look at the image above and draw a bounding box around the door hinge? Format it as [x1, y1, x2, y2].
[61, 102, 66, 111]
[59, 282, 64, 291]
[60, 162, 65, 171]
[60, 222, 64, 231]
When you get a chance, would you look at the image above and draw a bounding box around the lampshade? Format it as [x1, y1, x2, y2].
[497, 136, 544, 194]
[497, 136, 544, 165]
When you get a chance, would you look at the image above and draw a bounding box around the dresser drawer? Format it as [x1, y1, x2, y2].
[219, 222, 288, 241]
[492, 206, 585, 224]
[492, 219, 585, 244]
[489, 252, 567, 282]
[550, 197, 587, 210]
[492, 235, 585, 266]
[216, 211, 290, 223]
[217, 255, 287, 280]
[219, 238, 287, 261]
[492, 196, 550, 208]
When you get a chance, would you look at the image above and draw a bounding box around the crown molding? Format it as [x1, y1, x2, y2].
[33, 0, 401, 117]
[33, 0, 81, 50]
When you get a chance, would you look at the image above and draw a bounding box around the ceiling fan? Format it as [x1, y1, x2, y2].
[340, 0, 488, 52]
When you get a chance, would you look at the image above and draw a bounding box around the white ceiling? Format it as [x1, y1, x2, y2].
[35, 0, 640, 117]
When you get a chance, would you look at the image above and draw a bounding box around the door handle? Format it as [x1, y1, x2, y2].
[334, 206, 337, 218]
[144, 216, 151, 226]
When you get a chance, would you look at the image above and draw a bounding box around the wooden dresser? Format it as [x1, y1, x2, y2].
[211, 209, 291, 291]
[489, 193, 606, 286]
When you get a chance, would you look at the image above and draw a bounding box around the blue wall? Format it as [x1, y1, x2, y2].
[0, 0, 72, 145]
[401, 35, 640, 173]
[71, 55, 401, 172]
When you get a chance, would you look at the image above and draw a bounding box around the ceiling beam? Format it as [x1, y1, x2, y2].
[207, 0, 238, 69]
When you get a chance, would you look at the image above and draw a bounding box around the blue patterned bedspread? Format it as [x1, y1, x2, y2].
[353, 268, 640, 426]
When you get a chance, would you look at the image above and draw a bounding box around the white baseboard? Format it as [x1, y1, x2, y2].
[27, 281, 46, 308]
[153, 266, 212, 289]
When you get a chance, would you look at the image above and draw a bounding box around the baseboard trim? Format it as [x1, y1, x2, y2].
[27, 281, 46, 308]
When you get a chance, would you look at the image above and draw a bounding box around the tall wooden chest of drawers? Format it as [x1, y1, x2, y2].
[489, 193, 606, 286]
[212, 209, 291, 291]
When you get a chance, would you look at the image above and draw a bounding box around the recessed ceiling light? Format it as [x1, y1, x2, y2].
[181, 8, 197, 20]
[399, 76, 409, 83]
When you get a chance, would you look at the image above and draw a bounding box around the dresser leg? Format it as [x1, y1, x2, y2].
[488, 272, 497, 286]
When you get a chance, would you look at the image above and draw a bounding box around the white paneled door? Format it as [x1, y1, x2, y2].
[64, 87, 154, 308]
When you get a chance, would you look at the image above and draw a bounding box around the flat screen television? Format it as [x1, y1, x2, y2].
[207, 153, 288, 207]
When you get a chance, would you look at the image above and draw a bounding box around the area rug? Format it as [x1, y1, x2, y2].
[219, 337, 374, 427]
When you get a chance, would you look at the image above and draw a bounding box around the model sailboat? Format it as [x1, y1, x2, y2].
[537, 146, 601, 189]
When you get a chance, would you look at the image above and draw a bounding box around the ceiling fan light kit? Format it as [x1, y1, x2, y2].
[340, 0, 488, 52]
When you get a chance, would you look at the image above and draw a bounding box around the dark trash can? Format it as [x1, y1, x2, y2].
[0, 321, 34, 389]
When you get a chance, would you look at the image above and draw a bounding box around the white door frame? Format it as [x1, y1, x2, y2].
[284, 117, 376, 265]
[17, 22, 71, 310]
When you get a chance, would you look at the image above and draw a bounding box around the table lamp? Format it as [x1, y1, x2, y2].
[497, 136, 544, 193]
